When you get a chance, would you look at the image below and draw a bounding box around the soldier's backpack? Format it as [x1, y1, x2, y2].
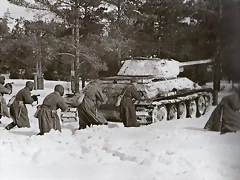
[115, 85, 131, 107]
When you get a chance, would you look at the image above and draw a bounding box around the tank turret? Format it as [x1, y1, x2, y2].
[118, 58, 181, 78]
[118, 57, 212, 78]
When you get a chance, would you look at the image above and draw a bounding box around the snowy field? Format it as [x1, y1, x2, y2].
[0, 79, 240, 180]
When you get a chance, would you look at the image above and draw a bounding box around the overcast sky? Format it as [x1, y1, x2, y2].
[0, 0, 114, 28]
[1, 0, 36, 20]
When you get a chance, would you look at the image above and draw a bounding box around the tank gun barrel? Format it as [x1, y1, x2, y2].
[179, 59, 212, 67]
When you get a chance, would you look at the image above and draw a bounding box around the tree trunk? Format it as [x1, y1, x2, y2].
[213, 40, 221, 105]
[74, 0, 80, 93]
[213, 0, 222, 105]
[117, 0, 121, 25]
[81, 64, 86, 88]
[213, 61, 220, 105]
[117, 46, 122, 69]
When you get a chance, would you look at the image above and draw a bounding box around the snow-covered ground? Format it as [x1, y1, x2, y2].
[0, 79, 240, 180]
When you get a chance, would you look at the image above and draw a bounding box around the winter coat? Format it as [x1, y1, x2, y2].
[36, 91, 69, 134]
[204, 91, 240, 133]
[10, 87, 33, 128]
[120, 84, 141, 127]
[78, 83, 107, 128]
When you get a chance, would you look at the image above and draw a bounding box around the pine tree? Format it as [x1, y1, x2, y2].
[8, 0, 108, 91]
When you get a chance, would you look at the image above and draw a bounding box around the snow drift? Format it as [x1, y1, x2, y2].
[0, 79, 240, 180]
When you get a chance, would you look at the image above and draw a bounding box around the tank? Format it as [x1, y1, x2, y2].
[64, 57, 213, 125]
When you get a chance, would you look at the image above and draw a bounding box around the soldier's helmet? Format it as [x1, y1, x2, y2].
[0, 76, 5, 85]
[55, 84, 64, 96]
[26, 81, 34, 91]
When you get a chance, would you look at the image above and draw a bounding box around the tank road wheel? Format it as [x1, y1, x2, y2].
[167, 104, 177, 120]
[152, 105, 168, 123]
[177, 102, 187, 119]
[197, 95, 206, 116]
[187, 100, 197, 118]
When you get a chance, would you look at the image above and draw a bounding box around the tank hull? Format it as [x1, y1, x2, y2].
[99, 87, 213, 124]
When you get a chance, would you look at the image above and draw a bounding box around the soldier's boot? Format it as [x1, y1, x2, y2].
[204, 124, 212, 131]
[205, 126, 211, 131]
[37, 132, 44, 136]
[96, 122, 108, 126]
[134, 121, 140, 127]
[124, 122, 130, 127]
[78, 124, 87, 130]
[5, 122, 17, 130]
[220, 126, 233, 135]
[124, 117, 131, 127]
[124, 120, 140, 127]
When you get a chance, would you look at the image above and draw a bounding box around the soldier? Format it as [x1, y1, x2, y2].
[120, 78, 141, 127]
[35, 84, 69, 135]
[5, 81, 38, 130]
[0, 76, 12, 124]
[78, 80, 107, 130]
[204, 86, 240, 134]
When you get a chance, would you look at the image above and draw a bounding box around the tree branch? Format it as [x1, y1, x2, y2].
[58, 52, 75, 57]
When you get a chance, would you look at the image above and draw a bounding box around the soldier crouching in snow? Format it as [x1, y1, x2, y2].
[35, 84, 69, 135]
[77, 80, 108, 130]
[204, 87, 240, 134]
[120, 78, 141, 127]
[5, 81, 37, 130]
[0, 76, 12, 124]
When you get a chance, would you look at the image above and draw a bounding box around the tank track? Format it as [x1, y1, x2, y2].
[61, 90, 213, 126]
[136, 91, 213, 125]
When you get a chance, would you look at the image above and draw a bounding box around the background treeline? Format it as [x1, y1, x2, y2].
[0, 0, 239, 83]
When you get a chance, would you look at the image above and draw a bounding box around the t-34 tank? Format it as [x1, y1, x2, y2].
[97, 57, 213, 125]
[66, 57, 213, 125]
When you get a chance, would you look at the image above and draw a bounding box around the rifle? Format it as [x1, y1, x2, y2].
[31, 94, 40, 106]
[5, 82, 14, 95]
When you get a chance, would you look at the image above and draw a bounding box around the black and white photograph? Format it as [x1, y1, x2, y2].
[0, 0, 240, 179]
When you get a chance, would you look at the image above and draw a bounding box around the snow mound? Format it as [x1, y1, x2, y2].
[0, 79, 240, 180]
